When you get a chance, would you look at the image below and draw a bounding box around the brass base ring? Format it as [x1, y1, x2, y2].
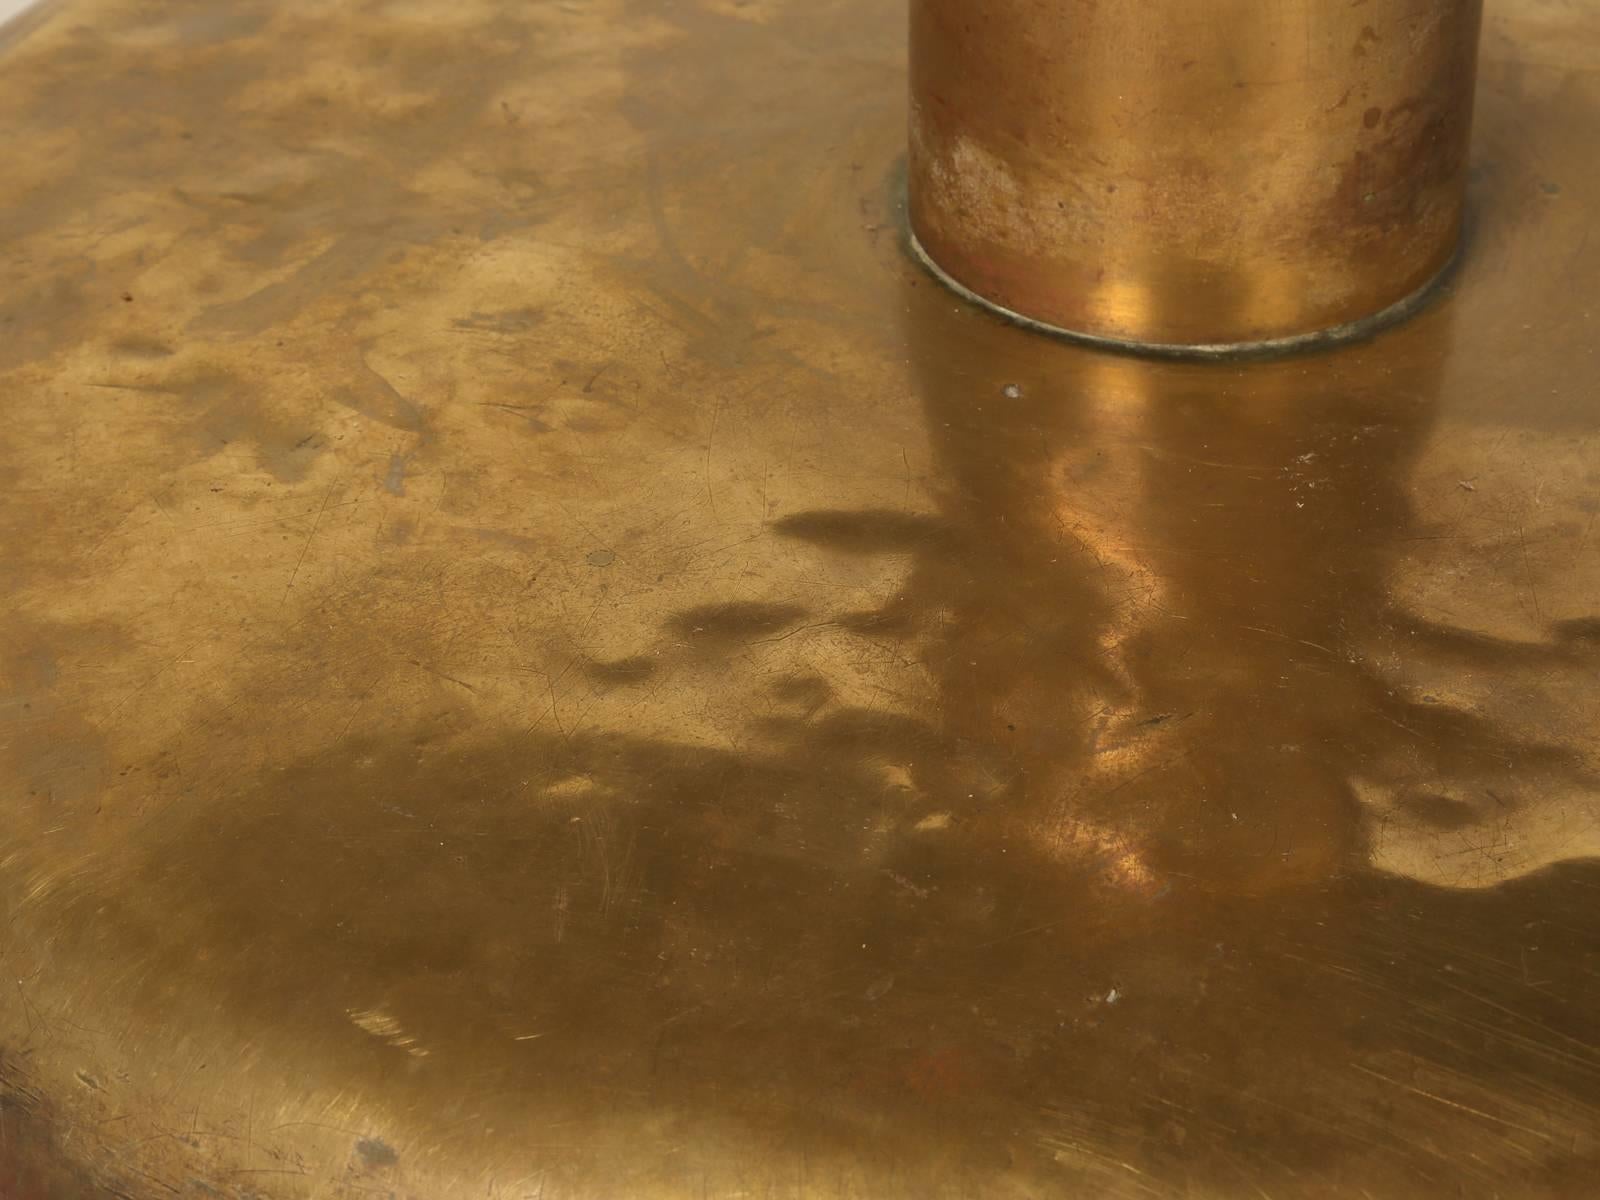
[906, 230, 1460, 362]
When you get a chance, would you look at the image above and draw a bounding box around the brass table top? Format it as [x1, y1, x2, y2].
[1, 1, 1598, 1196]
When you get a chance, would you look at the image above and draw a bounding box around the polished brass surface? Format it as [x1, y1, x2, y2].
[2, 1, 1599, 1197]
[909, 0, 1484, 351]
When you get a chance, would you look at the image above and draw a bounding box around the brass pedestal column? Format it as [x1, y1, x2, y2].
[908, 1, 1485, 354]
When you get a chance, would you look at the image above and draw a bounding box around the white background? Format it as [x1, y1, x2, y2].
[1, 0, 41, 28]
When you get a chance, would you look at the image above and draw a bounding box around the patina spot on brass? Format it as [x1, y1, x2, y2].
[908, 0, 1485, 352]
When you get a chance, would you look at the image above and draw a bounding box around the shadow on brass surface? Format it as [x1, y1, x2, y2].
[1, 1, 1598, 1197]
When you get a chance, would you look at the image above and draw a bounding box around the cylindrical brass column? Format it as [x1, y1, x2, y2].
[908, 1, 1484, 354]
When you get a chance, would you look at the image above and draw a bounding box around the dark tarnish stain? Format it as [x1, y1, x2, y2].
[1364, 105, 1384, 129]
[1394, 790, 1485, 831]
[335, 354, 427, 433]
[482, 400, 556, 433]
[383, 517, 416, 546]
[119, 368, 327, 482]
[384, 451, 411, 496]
[1, 1054, 120, 1199]
[1556, 616, 1600, 645]
[355, 1136, 399, 1169]
[1, 638, 59, 693]
[1, 618, 126, 821]
[24, 635, 1600, 1199]
[187, 232, 411, 338]
[450, 307, 544, 334]
[767, 674, 833, 708]
[110, 336, 177, 360]
[836, 604, 921, 639]
[171, 6, 272, 47]
[585, 655, 657, 685]
[0, 275, 93, 374]
[770, 509, 948, 555]
[171, 15, 548, 343]
[1331, 96, 1464, 236]
[665, 601, 809, 644]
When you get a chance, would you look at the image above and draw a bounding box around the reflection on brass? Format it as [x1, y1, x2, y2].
[1, 1, 1599, 1197]
[909, 0, 1484, 351]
